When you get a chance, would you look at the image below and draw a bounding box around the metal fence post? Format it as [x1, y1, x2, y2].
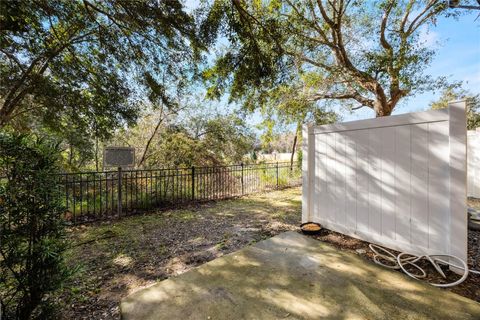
[276, 161, 279, 189]
[117, 167, 122, 217]
[241, 162, 244, 195]
[191, 166, 195, 200]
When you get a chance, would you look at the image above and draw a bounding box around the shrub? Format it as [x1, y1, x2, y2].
[0, 132, 71, 319]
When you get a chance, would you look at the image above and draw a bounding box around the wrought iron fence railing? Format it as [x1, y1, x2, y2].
[57, 162, 301, 223]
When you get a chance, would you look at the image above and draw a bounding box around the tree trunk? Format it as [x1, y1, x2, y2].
[290, 122, 301, 170]
[95, 136, 99, 171]
[68, 145, 74, 166]
[138, 113, 164, 168]
[374, 100, 393, 117]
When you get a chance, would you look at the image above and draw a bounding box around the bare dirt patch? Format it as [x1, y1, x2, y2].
[57, 188, 301, 319]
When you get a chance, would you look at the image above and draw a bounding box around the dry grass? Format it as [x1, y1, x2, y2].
[57, 187, 302, 319]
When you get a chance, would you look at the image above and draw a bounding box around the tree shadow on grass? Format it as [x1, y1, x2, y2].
[59, 188, 303, 319]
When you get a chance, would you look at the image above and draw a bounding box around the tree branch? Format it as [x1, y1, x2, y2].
[400, 0, 415, 33]
[405, 0, 442, 36]
[380, 1, 394, 52]
[138, 109, 165, 168]
[351, 104, 365, 110]
[315, 0, 388, 108]
[310, 90, 374, 108]
[232, 0, 285, 53]
[0, 32, 94, 126]
[83, 0, 146, 60]
[0, 49, 25, 71]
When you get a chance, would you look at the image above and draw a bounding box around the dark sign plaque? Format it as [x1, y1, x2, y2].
[103, 147, 135, 168]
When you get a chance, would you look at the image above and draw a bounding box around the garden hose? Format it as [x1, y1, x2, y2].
[369, 244, 480, 288]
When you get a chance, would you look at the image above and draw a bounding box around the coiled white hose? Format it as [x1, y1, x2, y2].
[369, 244, 480, 288]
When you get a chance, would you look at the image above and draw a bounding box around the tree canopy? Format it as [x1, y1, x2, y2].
[109, 109, 256, 168]
[0, 0, 201, 152]
[430, 85, 480, 130]
[0, 0, 476, 171]
[202, 0, 461, 117]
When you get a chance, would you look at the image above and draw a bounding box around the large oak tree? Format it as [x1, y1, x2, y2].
[202, 0, 462, 117]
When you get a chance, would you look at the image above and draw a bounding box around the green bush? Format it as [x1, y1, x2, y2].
[0, 132, 71, 319]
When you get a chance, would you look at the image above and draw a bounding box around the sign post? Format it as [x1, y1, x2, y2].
[103, 147, 136, 169]
[117, 166, 122, 217]
[103, 147, 135, 217]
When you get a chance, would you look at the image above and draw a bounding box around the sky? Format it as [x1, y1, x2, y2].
[345, 8, 480, 122]
[184, 2, 480, 132]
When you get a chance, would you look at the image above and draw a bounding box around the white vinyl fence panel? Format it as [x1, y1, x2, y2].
[302, 101, 467, 262]
[468, 128, 480, 198]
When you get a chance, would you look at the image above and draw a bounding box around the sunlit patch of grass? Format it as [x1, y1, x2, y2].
[215, 232, 233, 250]
[172, 209, 197, 221]
[216, 240, 228, 250]
[113, 253, 134, 267]
[188, 236, 206, 245]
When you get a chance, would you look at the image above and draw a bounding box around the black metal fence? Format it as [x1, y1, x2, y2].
[59, 162, 301, 223]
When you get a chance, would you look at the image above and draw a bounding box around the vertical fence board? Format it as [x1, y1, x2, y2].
[410, 123, 429, 247]
[468, 129, 480, 198]
[394, 125, 411, 245]
[428, 121, 449, 252]
[368, 129, 382, 237]
[449, 101, 468, 266]
[302, 125, 314, 222]
[335, 133, 347, 229]
[314, 133, 326, 222]
[356, 130, 370, 236]
[344, 133, 357, 231]
[325, 133, 336, 225]
[380, 127, 396, 239]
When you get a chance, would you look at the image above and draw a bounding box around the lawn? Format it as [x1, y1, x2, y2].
[58, 187, 302, 319]
[57, 187, 480, 319]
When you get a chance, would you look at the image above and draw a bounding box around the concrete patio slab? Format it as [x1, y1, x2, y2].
[121, 231, 480, 320]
